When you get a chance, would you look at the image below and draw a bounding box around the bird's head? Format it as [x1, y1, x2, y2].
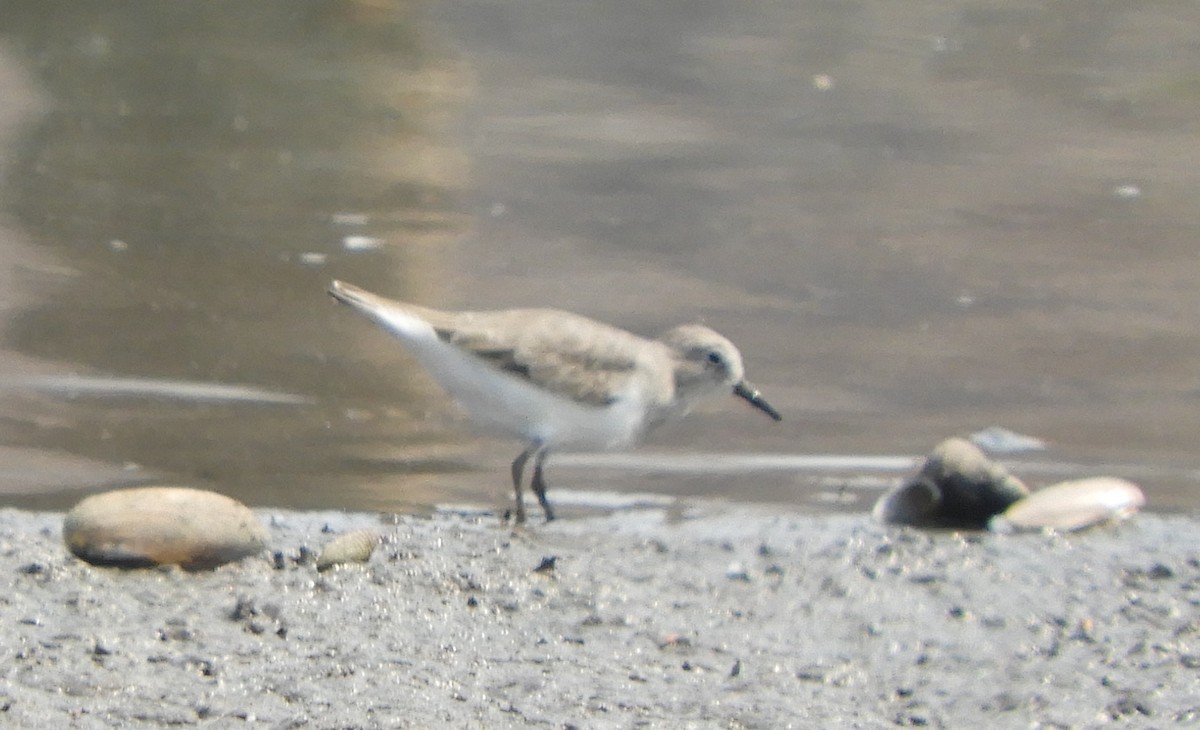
[660, 324, 781, 421]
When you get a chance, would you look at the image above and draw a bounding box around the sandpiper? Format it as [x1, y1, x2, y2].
[328, 280, 781, 523]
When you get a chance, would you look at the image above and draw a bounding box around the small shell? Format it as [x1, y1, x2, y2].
[873, 437, 1029, 528]
[991, 477, 1145, 532]
[64, 487, 268, 570]
[315, 529, 380, 571]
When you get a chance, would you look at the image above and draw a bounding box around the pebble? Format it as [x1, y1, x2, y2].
[63, 487, 268, 570]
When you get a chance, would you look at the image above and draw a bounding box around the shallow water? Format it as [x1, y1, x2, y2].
[1, 0, 1198, 514]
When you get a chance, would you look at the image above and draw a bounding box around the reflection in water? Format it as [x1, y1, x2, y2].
[2, 375, 314, 404]
[931, 1, 1200, 127]
[0, 0, 476, 509]
[1, 0, 1199, 514]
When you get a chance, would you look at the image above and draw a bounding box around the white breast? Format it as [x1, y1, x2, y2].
[405, 336, 652, 450]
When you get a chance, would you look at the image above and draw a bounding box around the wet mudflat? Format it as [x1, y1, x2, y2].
[2, 505, 1198, 728]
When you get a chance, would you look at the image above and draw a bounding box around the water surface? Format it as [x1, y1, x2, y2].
[1, 0, 1197, 514]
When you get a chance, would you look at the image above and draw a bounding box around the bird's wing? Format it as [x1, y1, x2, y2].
[436, 310, 651, 408]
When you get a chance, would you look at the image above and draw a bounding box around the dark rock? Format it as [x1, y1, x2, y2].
[873, 438, 1029, 528]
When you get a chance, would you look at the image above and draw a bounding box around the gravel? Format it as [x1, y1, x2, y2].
[1, 504, 1198, 728]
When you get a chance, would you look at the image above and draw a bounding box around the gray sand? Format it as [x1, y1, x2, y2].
[1, 505, 1197, 728]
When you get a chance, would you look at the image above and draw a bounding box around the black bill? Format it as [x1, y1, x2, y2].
[733, 381, 782, 421]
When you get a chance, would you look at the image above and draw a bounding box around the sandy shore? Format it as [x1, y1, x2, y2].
[1, 504, 1197, 728]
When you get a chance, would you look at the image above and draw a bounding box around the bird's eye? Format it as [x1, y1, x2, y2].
[706, 351, 723, 366]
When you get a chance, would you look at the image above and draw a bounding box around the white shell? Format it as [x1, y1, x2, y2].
[64, 487, 268, 570]
[991, 477, 1145, 532]
[315, 530, 380, 571]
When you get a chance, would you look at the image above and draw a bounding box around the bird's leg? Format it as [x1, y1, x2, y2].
[530, 446, 555, 522]
[509, 444, 537, 524]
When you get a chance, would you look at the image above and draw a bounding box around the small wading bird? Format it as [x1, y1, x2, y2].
[328, 280, 781, 523]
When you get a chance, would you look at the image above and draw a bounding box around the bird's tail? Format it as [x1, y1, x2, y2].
[327, 280, 441, 342]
